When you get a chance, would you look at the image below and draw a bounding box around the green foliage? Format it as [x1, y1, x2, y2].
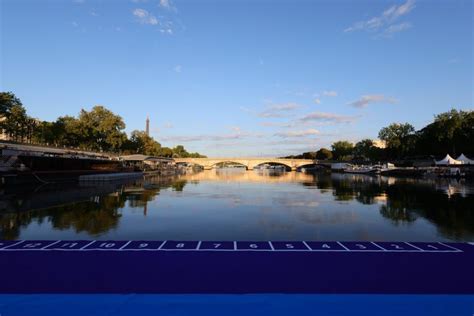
[417, 109, 473, 156]
[0, 91, 205, 158]
[353, 139, 383, 161]
[315, 148, 332, 160]
[331, 141, 354, 160]
[172, 145, 207, 158]
[126, 130, 162, 155]
[378, 123, 415, 158]
[2, 105, 29, 141]
[0, 91, 22, 117]
[76, 106, 127, 151]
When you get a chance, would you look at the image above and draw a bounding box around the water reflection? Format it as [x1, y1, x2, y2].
[0, 170, 473, 241]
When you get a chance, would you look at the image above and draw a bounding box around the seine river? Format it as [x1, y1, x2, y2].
[1, 169, 473, 242]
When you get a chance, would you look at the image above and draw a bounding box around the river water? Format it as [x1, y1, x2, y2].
[1, 169, 473, 241]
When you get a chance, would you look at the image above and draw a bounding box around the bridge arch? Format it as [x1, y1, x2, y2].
[252, 162, 292, 171]
[211, 161, 249, 170]
[173, 158, 316, 171]
[176, 161, 206, 170]
[296, 163, 328, 172]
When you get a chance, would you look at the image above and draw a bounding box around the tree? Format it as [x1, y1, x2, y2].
[77, 106, 127, 151]
[157, 147, 174, 157]
[331, 141, 354, 160]
[2, 104, 29, 141]
[127, 130, 162, 155]
[173, 145, 189, 158]
[56, 116, 83, 147]
[378, 123, 415, 158]
[315, 148, 333, 160]
[0, 91, 22, 117]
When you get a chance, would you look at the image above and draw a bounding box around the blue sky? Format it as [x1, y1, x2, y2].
[1, 0, 472, 157]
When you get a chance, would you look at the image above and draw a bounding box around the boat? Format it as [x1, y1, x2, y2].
[0, 143, 124, 185]
[343, 165, 380, 175]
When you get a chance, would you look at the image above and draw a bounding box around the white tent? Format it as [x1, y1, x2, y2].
[457, 154, 474, 165]
[435, 154, 462, 165]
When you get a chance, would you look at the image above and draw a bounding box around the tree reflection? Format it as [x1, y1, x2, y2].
[313, 173, 474, 240]
[0, 176, 187, 239]
[1, 171, 473, 241]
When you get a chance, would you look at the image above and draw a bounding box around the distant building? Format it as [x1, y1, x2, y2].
[146, 116, 150, 136]
[372, 139, 386, 149]
[0, 116, 10, 141]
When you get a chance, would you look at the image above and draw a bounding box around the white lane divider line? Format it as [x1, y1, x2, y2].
[438, 242, 462, 252]
[2, 240, 25, 249]
[119, 241, 132, 250]
[268, 242, 275, 251]
[336, 242, 350, 251]
[79, 240, 97, 250]
[371, 242, 387, 251]
[42, 240, 62, 249]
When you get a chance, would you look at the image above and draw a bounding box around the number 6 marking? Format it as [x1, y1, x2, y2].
[250, 244, 258, 249]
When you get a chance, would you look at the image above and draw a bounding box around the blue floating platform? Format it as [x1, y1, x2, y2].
[0, 240, 473, 294]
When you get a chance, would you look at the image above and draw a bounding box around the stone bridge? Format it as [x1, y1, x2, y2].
[174, 158, 316, 171]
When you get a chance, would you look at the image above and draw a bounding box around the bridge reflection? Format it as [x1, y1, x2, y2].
[181, 169, 315, 183]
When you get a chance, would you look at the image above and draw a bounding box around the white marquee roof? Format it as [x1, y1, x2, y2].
[457, 154, 474, 164]
[435, 154, 462, 165]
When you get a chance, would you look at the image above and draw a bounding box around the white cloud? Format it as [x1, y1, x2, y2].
[159, 0, 176, 11]
[300, 112, 356, 123]
[160, 0, 170, 8]
[345, 0, 415, 35]
[322, 90, 338, 97]
[259, 121, 295, 128]
[132, 8, 159, 25]
[71, 21, 79, 27]
[314, 98, 321, 104]
[386, 22, 412, 34]
[173, 65, 182, 73]
[258, 103, 301, 118]
[161, 129, 264, 143]
[348, 94, 397, 108]
[275, 129, 320, 138]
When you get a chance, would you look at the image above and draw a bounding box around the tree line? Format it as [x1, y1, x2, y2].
[285, 108, 473, 162]
[0, 92, 206, 158]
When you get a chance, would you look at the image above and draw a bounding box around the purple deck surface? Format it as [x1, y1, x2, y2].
[0, 240, 473, 294]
